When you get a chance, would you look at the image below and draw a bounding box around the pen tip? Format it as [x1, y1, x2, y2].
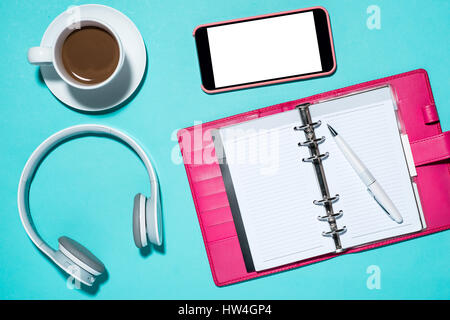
[327, 124, 338, 137]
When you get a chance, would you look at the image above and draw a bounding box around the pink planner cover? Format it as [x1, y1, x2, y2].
[178, 69, 450, 286]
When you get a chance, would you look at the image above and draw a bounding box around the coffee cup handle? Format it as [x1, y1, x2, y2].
[28, 47, 52, 66]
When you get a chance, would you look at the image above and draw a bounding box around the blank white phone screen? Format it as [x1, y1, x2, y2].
[207, 11, 323, 88]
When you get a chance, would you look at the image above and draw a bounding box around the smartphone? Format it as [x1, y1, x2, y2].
[194, 7, 336, 93]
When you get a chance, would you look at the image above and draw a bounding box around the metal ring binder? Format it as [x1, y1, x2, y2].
[322, 226, 347, 237]
[313, 194, 340, 205]
[298, 136, 326, 147]
[293, 120, 322, 131]
[318, 210, 343, 221]
[302, 152, 329, 162]
[294, 103, 346, 253]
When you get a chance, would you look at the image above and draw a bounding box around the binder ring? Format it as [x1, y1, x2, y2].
[317, 210, 343, 221]
[295, 103, 347, 251]
[322, 226, 347, 237]
[293, 120, 322, 131]
[298, 136, 326, 147]
[313, 194, 340, 206]
[302, 152, 329, 162]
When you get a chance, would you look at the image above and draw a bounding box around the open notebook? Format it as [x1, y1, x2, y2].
[213, 87, 425, 272]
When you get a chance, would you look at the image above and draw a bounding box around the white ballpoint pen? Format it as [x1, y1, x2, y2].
[327, 124, 403, 224]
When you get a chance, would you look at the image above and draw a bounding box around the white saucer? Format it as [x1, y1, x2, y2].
[39, 4, 147, 112]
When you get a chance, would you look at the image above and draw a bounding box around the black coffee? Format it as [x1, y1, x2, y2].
[62, 26, 119, 85]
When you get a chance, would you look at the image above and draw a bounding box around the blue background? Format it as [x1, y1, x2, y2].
[0, 0, 449, 299]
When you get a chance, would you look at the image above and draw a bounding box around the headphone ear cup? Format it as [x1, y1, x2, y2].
[133, 193, 148, 248]
[145, 194, 162, 247]
[58, 236, 105, 276]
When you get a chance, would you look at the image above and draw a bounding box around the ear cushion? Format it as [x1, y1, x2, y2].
[58, 236, 105, 276]
[145, 194, 162, 247]
[132, 193, 147, 248]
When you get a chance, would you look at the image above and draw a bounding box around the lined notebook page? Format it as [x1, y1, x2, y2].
[218, 110, 335, 271]
[217, 86, 423, 272]
[311, 87, 423, 248]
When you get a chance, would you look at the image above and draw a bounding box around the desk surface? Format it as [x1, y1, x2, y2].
[0, 0, 449, 299]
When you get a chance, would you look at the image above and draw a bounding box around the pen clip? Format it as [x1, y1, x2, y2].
[367, 188, 392, 219]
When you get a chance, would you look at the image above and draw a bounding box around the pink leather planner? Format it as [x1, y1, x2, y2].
[178, 69, 450, 286]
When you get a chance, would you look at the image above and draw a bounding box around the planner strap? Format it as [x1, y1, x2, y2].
[410, 131, 450, 166]
[294, 103, 346, 252]
[421, 103, 439, 124]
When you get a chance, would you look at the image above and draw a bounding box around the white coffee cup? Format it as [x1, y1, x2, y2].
[28, 18, 124, 90]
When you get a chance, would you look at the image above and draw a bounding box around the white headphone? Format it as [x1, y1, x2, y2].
[17, 124, 162, 286]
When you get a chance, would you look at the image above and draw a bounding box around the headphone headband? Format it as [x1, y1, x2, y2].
[17, 124, 159, 282]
